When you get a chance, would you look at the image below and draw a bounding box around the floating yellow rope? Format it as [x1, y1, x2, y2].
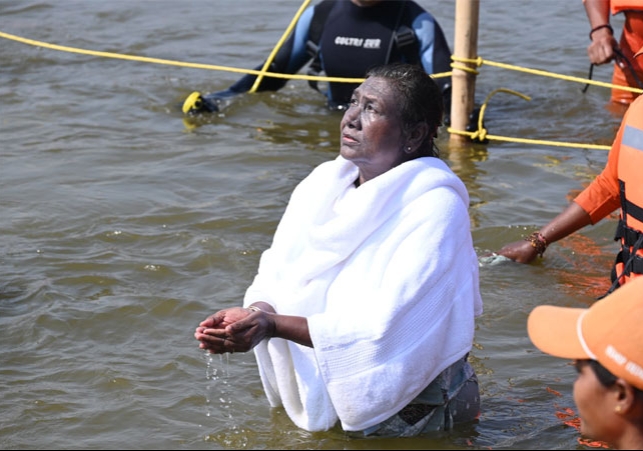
[0, 30, 364, 84]
[249, 0, 312, 93]
[470, 88, 532, 143]
[452, 55, 643, 94]
[449, 86, 611, 150]
[0, 29, 621, 150]
[446, 127, 611, 150]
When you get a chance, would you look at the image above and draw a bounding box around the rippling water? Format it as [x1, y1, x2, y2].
[0, 1, 629, 449]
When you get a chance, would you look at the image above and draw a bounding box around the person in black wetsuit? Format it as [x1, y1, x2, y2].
[183, 0, 452, 115]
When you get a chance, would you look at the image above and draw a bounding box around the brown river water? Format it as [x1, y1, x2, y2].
[0, 1, 630, 449]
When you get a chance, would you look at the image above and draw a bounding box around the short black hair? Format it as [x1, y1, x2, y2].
[365, 63, 443, 157]
[575, 359, 643, 396]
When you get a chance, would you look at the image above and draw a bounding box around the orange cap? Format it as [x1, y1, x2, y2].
[528, 277, 643, 390]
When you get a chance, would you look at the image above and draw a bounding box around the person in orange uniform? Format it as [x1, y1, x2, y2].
[527, 276, 643, 450]
[497, 47, 643, 296]
[584, 0, 643, 104]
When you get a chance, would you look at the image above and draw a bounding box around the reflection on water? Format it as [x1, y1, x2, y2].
[0, 0, 629, 449]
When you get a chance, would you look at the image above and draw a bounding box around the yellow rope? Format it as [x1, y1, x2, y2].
[0, 30, 451, 85]
[0, 29, 628, 150]
[447, 127, 611, 150]
[450, 63, 479, 75]
[431, 70, 452, 79]
[249, 0, 312, 93]
[0, 30, 365, 84]
[472, 88, 531, 142]
[453, 85, 611, 150]
[452, 55, 643, 94]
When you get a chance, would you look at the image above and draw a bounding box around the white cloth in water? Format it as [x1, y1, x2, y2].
[244, 155, 482, 432]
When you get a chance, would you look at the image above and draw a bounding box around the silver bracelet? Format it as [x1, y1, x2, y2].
[247, 305, 263, 313]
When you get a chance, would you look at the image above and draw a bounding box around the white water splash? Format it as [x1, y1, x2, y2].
[204, 352, 233, 419]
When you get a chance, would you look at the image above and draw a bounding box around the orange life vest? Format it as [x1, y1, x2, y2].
[611, 0, 643, 15]
[611, 120, 643, 288]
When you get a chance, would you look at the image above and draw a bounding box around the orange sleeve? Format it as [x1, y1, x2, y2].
[574, 124, 623, 224]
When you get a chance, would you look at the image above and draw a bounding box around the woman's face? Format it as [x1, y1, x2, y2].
[573, 360, 619, 445]
[339, 76, 407, 182]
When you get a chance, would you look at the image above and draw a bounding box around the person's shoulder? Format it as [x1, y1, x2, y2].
[404, 0, 434, 18]
[405, 0, 426, 10]
[415, 158, 469, 197]
[403, 0, 442, 29]
[312, 0, 337, 16]
[307, 0, 337, 45]
[416, 156, 451, 173]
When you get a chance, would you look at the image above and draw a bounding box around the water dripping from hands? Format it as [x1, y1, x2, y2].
[204, 351, 232, 419]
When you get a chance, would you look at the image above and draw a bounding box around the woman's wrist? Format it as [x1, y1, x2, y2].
[247, 303, 277, 338]
[525, 231, 548, 257]
[247, 302, 275, 314]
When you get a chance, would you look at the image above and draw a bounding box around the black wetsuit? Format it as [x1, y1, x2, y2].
[203, 0, 452, 111]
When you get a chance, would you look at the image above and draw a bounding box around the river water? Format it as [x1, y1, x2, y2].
[0, 1, 629, 449]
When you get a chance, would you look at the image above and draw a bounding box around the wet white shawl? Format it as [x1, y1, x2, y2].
[244, 155, 482, 432]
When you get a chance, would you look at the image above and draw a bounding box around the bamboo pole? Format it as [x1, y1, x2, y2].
[449, 0, 480, 144]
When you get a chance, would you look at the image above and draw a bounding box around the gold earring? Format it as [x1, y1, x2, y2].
[615, 405, 622, 413]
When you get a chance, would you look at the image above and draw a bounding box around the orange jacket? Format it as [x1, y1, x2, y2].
[575, 94, 643, 286]
[611, 0, 643, 15]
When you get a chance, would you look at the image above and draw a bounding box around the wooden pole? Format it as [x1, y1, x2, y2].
[449, 0, 480, 144]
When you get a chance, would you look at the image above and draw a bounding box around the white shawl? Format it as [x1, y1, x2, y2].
[244, 155, 482, 432]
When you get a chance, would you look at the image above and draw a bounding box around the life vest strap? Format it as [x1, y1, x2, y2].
[395, 26, 416, 49]
[624, 197, 643, 224]
[620, 247, 643, 275]
[620, 179, 643, 224]
[615, 220, 643, 246]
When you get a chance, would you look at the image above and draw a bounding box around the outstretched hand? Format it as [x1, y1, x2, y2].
[194, 306, 274, 354]
[496, 239, 539, 264]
